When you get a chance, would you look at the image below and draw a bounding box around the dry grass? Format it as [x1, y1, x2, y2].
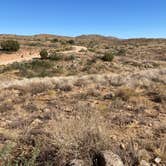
[0, 35, 166, 165]
[44, 111, 112, 164]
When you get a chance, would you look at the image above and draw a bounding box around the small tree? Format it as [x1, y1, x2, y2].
[51, 38, 58, 43]
[67, 40, 75, 45]
[102, 52, 114, 62]
[40, 49, 48, 59]
[1, 40, 20, 52]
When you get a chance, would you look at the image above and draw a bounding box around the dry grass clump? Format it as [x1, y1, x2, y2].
[45, 111, 110, 149]
[0, 100, 13, 113]
[115, 87, 138, 101]
[146, 84, 166, 104]
[0, 89, 17, 113]
[0, 111, 114, 165]
[44, 111, 112, 164]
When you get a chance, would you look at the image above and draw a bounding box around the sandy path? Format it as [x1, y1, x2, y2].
[0, 46, 87, 66]
[62, 46, 87, 54]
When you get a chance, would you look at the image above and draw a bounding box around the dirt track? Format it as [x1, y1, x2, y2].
[0, 46, 87, 65]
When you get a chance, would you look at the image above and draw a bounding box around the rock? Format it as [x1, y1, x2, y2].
[102, 151, 124, 166]
[154, 157, 161, 164]
[120, 143, 125, 150]
[144, 109, 159, 117]
[126, 105, 133, 110]
[103, 92, 115, 100]
[69, 159, 85, 166]
[139, 160, 150, 166]
[92, 150, 124, 166]
[138, 149, 151, 162]
[44, 108, 50, 112]
[29, 119, 43, 129]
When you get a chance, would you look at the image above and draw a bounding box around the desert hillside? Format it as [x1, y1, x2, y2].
[0, 34, 166, 166]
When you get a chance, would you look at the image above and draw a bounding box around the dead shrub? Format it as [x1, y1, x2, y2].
[146, 84, 166, 103]
[44, 111, 112, 162]
[115, 87, 138, 101]
[0, 101, 13, 113]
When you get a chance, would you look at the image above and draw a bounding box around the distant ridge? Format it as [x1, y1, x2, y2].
[0, 34, 166, 41]
[0, 34, 119, 40]
[76, 34, 120, 40]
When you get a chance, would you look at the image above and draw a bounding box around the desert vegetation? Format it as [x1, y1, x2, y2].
[40, 49, 49, 59]
[102, 51, 115, 61]
[0, 40, 20, 52]
[0, 34, 165, 165]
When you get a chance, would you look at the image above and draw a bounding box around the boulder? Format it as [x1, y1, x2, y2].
[92, 150, 124, 166]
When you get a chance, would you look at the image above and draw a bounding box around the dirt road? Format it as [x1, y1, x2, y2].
[0, 46, 87, 65]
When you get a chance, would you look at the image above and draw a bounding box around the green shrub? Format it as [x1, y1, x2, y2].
[67, 40, 75, 45]
[60, 40, 66, 45]
[102, 52, 114, 62]
[28, 42, 42, 47]
[49, 51, 63, 61]
[1, 40, 20, 52]
[88, 48, 95, 52]
[30, 60, 53, 69]
[65, 54, 75, 61]
[79, 49, 86, 52]
[40, 49, 48, 59]
[51, 38, 58, 43]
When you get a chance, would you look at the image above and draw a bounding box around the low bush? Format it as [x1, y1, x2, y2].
[67, 39, 75, 45]
[28, 42, 42, 47]
[51, 38, 58, 43]
[49, 51, 63, 61]
[102, 51, 114, 62]
[115, 87, 137, 101]
[65, 54, 75, 61]
[1, 40, 20, 52]
[40, 49, 48, 59]
[88, 48, 95, 52]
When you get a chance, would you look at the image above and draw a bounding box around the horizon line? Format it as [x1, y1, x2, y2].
[1, 33, 166, 40]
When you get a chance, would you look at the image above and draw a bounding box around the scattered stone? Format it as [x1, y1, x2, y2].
[29, 119, 43, 129]
[138, 149, 151, 162]
[92, 150, 124, 166]
[139, 160, 150, 166]
[69, 159, 85, 166]
[154, 157, 161, 164]
[126, 105, 133, 110]
[44, 108, 50, 112]
[120, 143, 125, 150]
[144, 109, 159, 117]
[102, 151, 124, 166]
[103, 92, 115, 100]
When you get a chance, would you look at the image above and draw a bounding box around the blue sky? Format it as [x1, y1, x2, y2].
[0, 0, 166, 38]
